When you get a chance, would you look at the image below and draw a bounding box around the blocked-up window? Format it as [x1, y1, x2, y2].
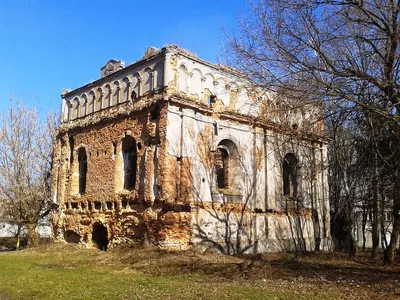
[283, 153, 298, 197]
[122, 136, 137, 190]
[78, 148, 87, 195]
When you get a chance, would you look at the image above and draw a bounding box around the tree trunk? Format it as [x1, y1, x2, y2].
[361, 210, 367, 251]
[384, 175, 400, 265]
[26, 223, 38, 248]
[384, 200, 399, 264]
[15, 223, 22, 250]
[372, 154, 379, 258]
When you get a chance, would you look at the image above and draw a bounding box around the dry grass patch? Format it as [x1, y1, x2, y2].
[0, 243, 399, 299]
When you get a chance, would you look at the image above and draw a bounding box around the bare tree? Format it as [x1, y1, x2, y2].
[0, 99, 58, 248]
[226, 0, 400, 264]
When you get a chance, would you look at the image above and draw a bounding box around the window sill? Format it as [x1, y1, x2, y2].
[212, 189, 242, 204]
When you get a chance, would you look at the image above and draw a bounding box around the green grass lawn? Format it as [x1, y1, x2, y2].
[0, 244, 398, 299]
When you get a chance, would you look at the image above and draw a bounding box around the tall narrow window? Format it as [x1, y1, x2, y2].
[78, 148, 87, 194]
[122, 136, 137, 190]
[214, 140, 240, 190]
[283, 153, 298, 197]
[215, 147, 229, 189]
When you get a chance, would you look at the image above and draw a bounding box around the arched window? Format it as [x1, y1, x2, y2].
[214, 139, 241, 190]
[179, 65, 188, 93]
[96, 88, 103, 111]
[72, 98, 79, 119]
[132, 73, 141, 99]
[88, 91, 95, 114]
[78, 148, 87, 195]
[80, 95, 87, 117]
[122, 136, 137, 190]
[283, 153, 298, 197]
[215, 146, 229, 189]
[112, 81, 120, 105]
[104, 84, 111, 108]
[143, 68, 152, 94]
[64, 100, 71, 122]
[122, 77, 131, 102]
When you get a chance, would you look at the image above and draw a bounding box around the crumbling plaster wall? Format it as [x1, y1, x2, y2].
[52, 45, 330, 252]
[164, 101, 331, 252]
[51, 101, 192, 250]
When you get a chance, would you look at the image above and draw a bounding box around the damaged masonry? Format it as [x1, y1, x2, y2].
[51, 45, 332, 253]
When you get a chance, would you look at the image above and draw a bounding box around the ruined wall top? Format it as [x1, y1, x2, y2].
[60, 45, 324, 138]
[60, 45, 254, 124]
[101, 60, 125, 78]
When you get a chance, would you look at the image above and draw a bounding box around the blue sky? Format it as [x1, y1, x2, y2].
[0, 0, 247, 116]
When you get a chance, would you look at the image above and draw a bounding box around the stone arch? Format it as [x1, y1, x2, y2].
[80, 94, 87, 117]
[96, 87, 103, 111]
[112, 81, 120, 105]
[63, 100, 71, 122]
[179, 64, 188, 93]
[132, 72, 141, 99]
[142, 67, 153, 94]
[122, 77, 131, 102]
[72, 97, 80, 119]
[203, 73, 215, 103]
[153, 63, 163, 89]
[104, 84, 112, 108]
[215, 77, 228, 104]
[214, 139, 242, 191]
[92, 222, 109, 251]
[88, 91, 95, 114]
[283, 153, 298, 198]
[190, 68, 203, 97]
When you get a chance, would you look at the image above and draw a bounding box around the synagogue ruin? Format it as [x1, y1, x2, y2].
[51, 45, 331, 253]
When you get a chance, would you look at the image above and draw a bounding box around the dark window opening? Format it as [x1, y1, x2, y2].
[106, 202, 113, 210]
[215, 147, 229, 189]
[78, 148, 87, 195]
[122, 200, 128, 209]
[131, 90, 137, 101]
[69, 136, 75, 164]
[150, 109, 160, 121]
[71, 202, 78, 209]
[94, 201, 101, 210]
[283, 153, 298, 197]
[92, 223, 108, 251]
[88, 202, 92, 211]
[208, 95, 216, 105]
[64, 230, 81, 244]
[122, 136, 137, 190]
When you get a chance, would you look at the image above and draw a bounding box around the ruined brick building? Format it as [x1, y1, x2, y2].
[51, 45, 331, 253]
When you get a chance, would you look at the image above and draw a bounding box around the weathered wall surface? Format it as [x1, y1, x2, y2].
[51, 99, 193, 249]
[164, 102, 331, 253]
[52, 45, 331, 253]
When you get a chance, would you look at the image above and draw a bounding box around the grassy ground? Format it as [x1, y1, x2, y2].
[0, 244, 399, 299]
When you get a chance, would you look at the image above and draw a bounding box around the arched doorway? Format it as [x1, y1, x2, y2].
[92, 223, 109, 251]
